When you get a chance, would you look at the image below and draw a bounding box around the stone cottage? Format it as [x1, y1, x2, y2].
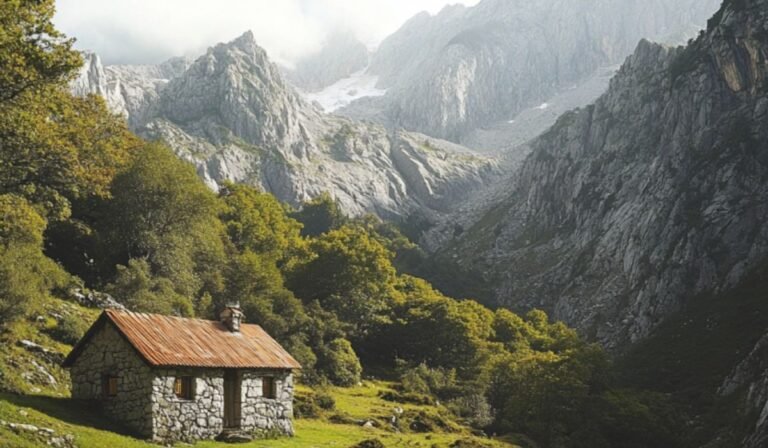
[62, 306, 301, 442]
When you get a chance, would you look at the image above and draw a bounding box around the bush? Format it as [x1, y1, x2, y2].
[316, 391, 336, 410]
[321, 338, 362, 387]
[400, 363, 459, 398]
[350, 439, 384, 448]
[448, 393, 494, 428]
[450, 439, 494, 448]
[293, 389, 336, 418]
[47, 314, 89, 345]
[330, 413, 361, 425]
[293, 391, 320, 419]
[399, 409, 459, 433]
[0, 195, 47, 247]
[0, 195, 68, 325]
[106, 259, 194, 316]
[0, 245, 67, 325]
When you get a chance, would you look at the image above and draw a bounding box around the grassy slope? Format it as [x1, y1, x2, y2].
[0, 384, 516, 448]
[0, 298, 516, 448]
[0, 298, 99, 397]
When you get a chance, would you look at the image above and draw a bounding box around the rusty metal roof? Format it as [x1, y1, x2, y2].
[63, 309, 301, 369]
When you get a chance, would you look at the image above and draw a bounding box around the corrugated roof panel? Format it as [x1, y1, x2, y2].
[98, 309, 301, 369]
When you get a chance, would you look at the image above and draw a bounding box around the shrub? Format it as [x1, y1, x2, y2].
[400, 409, 459, 433]
[329, 413, 360, 425]
[400, 363, 459, 398]
[0, 245, 67, 325]
[448, 393, 495, 428]
[322, 338, 362, 387]
[47, 314, 89, 345]
[351, 439, 384, 448]
[450, 439, 494, 448]
[316, 391, 336, 410]
[293, 391, 320, 419]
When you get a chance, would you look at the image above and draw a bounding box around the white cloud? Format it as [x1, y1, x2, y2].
[54, 0, 480, 66]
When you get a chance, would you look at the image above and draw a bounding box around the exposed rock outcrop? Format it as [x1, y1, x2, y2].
[719, 332, 768, 448]
[73, 32, 499, 220]
[437, 0, 768, 350]
[342, 0, 722, 143]
[71, 52, 191, 128]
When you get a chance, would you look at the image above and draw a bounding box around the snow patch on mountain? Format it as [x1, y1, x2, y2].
[303, 68, 386, 112]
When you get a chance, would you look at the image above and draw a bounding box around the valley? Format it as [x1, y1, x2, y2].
[1, 0, 767, 447]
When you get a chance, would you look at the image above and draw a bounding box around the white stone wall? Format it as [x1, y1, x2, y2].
[68, 324, 154, 437]
[150, 368, 226, 441]
[241, 370, 295, 435]
[151, 368, 295, 442]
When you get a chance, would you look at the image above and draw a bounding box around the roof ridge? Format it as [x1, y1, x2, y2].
[104, 308, 263, 328]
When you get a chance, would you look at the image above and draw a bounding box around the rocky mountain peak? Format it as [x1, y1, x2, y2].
[70, 30, 500, 221]
[156, 31, 311, 149]
[630, 39, 671, 65]
[220, 30, 274, 68]
[70, 52, 109, 97]
[230, 30, 258, 49]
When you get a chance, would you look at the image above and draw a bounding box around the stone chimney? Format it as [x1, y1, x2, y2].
[220, 303, 245, 332]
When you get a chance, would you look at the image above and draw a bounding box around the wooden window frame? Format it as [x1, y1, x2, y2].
[262, 376, 277, 399]
[174, 376, 195, 400]
[101, 374, 118, 398]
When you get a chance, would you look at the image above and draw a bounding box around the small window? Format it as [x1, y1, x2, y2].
[174, 376, 194, 400]
[262, 377, 276, 399]
[101, 374, 118, 397]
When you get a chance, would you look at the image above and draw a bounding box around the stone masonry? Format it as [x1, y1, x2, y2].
[68, 320, 295, 442]
[68, 324, 154, 436]
[151, 368, 294, 441]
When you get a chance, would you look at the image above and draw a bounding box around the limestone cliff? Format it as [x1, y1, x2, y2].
[72, 32, 498, 220]
[438, 0, 768, 350]
[343, 0, 722, 143]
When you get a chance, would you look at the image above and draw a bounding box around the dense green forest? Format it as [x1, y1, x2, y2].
[0, 1, 717, 447]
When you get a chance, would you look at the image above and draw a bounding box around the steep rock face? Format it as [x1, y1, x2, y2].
[156, 31, 313, 151]
[285, 31, 369, 92]
[72, 53, 190, 127]
[349, 0, 722, 142]
[440, 0, 768, 349]
[719, 332, 768, 448]
[72, 32, 499, 220]
[70, 52, 128, 117]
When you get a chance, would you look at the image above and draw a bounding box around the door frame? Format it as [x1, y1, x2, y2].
[223, 370, 242, 429]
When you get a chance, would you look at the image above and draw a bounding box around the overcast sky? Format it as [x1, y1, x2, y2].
[54, 0, 480, 66]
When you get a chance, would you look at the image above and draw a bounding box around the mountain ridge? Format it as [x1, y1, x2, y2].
[72, 32, 500, 220]
[341, 0, 722, 143]
[435, 0, 768, 351]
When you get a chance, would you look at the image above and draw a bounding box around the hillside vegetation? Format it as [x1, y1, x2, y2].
[0, 1, 720, 447]
[0, 381, 519, 448]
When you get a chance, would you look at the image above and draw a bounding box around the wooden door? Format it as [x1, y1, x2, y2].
[223, 370, 241, 428]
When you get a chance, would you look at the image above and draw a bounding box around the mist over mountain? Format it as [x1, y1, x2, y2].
[283, 31, 370, 92]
